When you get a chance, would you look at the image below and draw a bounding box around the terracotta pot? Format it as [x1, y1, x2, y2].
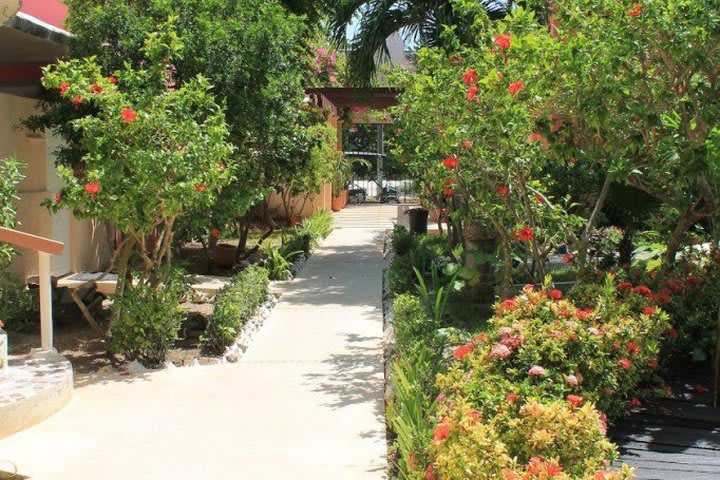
[213, 243, 237, 267]
[331, 196, 343, 212]
[341, 189, 349, 208]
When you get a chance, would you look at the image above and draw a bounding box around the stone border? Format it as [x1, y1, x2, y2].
[221, 293, 279, 363]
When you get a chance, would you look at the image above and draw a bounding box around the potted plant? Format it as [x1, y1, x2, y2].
[213, 243, 237, 267]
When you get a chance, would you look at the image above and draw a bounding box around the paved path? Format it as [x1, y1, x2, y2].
[0, 204, 397, 480]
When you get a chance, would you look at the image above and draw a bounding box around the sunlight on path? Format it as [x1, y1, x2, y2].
[0, 204, 397, 480]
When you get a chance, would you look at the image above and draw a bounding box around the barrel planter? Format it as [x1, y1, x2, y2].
[213, 243, 237, 267]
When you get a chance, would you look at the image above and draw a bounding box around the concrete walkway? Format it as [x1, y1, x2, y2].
[0, 204, 397, 480]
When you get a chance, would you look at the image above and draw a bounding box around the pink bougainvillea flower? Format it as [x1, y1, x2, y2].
[463, 140, 473, 150]
[494, 34, 511, 49]
[425, 465, 437, 480]
[211, 228, 219, 238]
[59, 82, 71, 96]
[121, 108, 137, 123]
[618, 357, 632, 370]
[528, 365, 546, 377]
[549, 289, 563, 300]
[453, 342, 474, 360]
[84, 182, 101, 195]
[567, 394, 583, 407]
[628, 3, 642, 17]
[462, 68, 477, 85]
[72, 96, 84, 105]
[518, 226, 535, 242]
[497, 186, 509, 196]
[195, 184, 209, 192]
[506, 392, 518, 404]
[90, 84, 104, 94]
[106, 76, 117, 84]
[508, 80, 525, 95]
[488, 343, 512, 360]
[444, 156, 459, 168]
[433, 422, 450, 442]
[466, 85, 479, 101]
[566, 374, 579, 386]
[629, 397, 643, 408]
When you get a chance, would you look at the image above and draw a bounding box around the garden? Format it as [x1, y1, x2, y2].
[0, 0, 717, 478]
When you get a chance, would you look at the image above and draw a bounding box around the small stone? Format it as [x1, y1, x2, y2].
[127, 360, 148, 374]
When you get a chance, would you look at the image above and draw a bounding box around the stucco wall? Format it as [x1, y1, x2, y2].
[266, 182, 332, 221]
[0, 93, 112, 279]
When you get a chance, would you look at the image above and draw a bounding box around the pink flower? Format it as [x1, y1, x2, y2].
[463, 140, 473, 150]
[498, 326, 513, 336]
[55, 192, 62, 203]
[587, 327, 601, 336]
[211, 229, 219, 238]
[106, 76, 117, 84]
[598, 412, 608, 434]
[528, 365, 546, 377]
[566, 374, 579, 386]
[488, 343, 512, 360]
[425, 465, 437, 480]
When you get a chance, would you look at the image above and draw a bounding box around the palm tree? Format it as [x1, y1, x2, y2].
[330, 0, 514, 86]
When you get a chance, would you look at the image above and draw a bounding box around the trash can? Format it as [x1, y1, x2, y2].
[408, 208, 429, 235]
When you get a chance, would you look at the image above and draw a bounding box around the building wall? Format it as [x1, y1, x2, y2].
[0, 92, 112, 280]
[266, 182, 333, 221]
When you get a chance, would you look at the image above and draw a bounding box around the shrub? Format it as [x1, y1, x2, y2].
[109, 277, 185, 367]
[388, 233, 451, 296]
[389, 254, 416, 295]
[281, 231, 312, 260]
[437, 277, 669, 420]
[201, 265, 269, 354]
[391, 225, 415, 256]
[263, 246, 296, 280]
[0, 273, 39, 333]
[299, 209, 333, 242]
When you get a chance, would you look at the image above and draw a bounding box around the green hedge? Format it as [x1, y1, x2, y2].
[201, 264, 269, 354]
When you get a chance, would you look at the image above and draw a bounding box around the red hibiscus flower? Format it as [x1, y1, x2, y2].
[567, 394, 583, 407]
[508, 80, 525, 95]
[55, 192, 62, 203]
[433, 423, 451, 442]
[494, 34, 511, 49]
[618, 282, 632, 290]
[618, 357, 632, 370]
[59, 82, 71, 96]
[518, 226, 535, 242]
[643, 306, 658, 315]
[462, 68, 477, 85]
[549, 289, 563, 300]
[106, 76, 117, 84]
[72, 96, 84, 105]
[443, 188, 454, 198]
[444, 156, 459, 168]
[463, 140, 472, 150]
[628, 3, 642, 17]
[629, 397, 643, 408]
[497, 186, 509, 196]
[121, 108, 137, 123]
[466, 85, 479, 101]
[84, 182, 101, 195]
[453, 342, 474, 360]
[90, 84, 104, 94]
[195, 184, 209, 192]
[211, 228, 219, 238]
[649, 358, 658, 369]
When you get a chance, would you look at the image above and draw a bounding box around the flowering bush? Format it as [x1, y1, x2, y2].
[438, 278, 669, 420]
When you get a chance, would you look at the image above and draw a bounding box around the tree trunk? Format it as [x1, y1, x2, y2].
[665, 207, 702, 265]
[577, 174, 613, 277]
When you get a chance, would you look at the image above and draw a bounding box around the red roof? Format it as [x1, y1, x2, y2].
[19, 0, 68, 30]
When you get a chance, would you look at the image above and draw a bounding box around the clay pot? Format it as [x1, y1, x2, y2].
[213, 243, 237, 267]
[341, 189, 349, 208]
[332, 196, 343, 212]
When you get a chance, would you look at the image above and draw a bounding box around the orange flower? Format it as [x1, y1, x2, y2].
[567, 394, 583, 407]
[462, 68, 477, 85]
[106, 76, 117, 84]
[628, 3, 642, 17]
[72, 96, 84, 105]
[453, 342, 474, 360]
[508, 80, 524, 95]
[549, 289, 562, 300]
[195, 184, 209, 192]
[84, 182, 101, 195]
[466, 408, 483, 423]
[90, 84, 104, 94]
[643, 306, 658, 315]
[494, 34, 511, 49]
[59, 82, 71, 96]
[433, 422, 451, 442]
[466, 85, 479, 101]
[121, 108, 137, 123]
[518, 226, 535, 242]
[629, 397, 642, 408]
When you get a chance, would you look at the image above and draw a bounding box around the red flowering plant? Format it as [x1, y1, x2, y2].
[437, 277, 670, 421]
[390, 9, 583, 299]
[41, 23, 234, 294]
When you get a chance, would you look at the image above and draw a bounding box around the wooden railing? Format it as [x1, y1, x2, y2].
[0, 226, 64, 352]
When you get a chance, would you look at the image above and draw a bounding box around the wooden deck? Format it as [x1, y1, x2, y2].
[611, 379, 720, 480]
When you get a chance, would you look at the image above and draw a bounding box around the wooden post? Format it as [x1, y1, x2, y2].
[38, 251, 54, 351]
